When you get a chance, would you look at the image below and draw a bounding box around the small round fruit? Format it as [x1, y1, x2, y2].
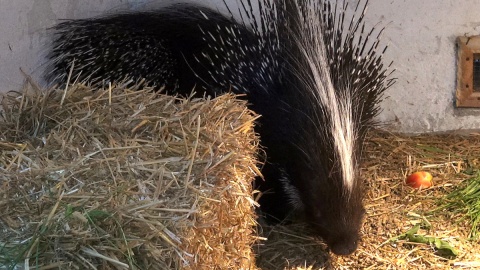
[406, 171, 433, 189]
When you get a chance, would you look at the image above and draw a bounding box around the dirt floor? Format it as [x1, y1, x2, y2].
[255, 130, 480, 270]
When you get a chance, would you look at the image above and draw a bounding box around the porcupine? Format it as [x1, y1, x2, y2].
[45, 0, 394, 255]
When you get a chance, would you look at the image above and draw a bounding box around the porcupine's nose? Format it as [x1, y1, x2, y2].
[329, 238, 358, 256]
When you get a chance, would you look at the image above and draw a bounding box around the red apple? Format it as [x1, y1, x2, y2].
[406, 171, 433, 189]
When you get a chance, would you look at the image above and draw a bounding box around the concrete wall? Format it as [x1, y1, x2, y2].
[1, 0, 480, 133]
[367, 0, 480, 133]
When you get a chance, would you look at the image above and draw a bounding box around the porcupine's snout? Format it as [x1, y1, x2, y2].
[310, 201, 365, 255]
[313, 216, 361, 255]
[294, 161, 366, 255]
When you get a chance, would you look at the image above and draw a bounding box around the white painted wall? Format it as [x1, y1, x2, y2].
[1, 0, 480, 133]
[367, 0, 480, 133]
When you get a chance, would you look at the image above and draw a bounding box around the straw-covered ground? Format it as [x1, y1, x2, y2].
[257, 131, 480, 269]
[1, 80, 480, 269]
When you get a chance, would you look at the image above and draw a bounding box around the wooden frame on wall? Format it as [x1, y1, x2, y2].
[457, 36, 480, 108]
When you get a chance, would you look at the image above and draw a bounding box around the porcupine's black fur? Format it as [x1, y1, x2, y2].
[45, 0, 395, 255]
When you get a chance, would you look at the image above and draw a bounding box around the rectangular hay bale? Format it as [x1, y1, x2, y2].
[0, 83, 260, 269]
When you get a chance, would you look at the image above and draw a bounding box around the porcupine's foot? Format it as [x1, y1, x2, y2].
[254, 162, 303, 225]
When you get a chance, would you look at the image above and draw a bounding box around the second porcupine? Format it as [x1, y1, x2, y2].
[46, 0, 395, 255]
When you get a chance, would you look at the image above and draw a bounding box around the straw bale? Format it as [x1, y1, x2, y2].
[0, 82, 260, 269]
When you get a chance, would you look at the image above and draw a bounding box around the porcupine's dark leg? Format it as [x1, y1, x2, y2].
[255, 162, 295, 223]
